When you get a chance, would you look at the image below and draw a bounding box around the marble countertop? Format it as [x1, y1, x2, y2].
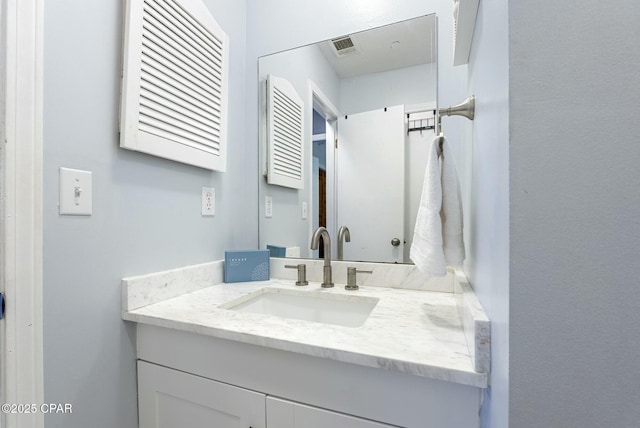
[123, 275, 488, 388]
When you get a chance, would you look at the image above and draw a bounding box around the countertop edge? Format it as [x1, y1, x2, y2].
[123, 310, 488, 389]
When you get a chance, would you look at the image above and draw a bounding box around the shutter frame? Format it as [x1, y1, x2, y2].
[266, 74, 305, 189]
[120, 0, 229, 171]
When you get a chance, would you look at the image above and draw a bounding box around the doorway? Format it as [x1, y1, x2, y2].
[309, 85, 338, 259]
[312, 108, 328, 258]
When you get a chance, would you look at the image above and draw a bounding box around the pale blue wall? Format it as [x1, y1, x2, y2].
[42, 1, 249, 427]
[466, 1, 510, 427]
[509, 1, 640, 427]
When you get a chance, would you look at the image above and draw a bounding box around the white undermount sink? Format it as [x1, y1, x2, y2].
[221, 287, 379, 328]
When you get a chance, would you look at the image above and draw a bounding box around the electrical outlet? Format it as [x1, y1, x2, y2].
[201, 187, 215, 216]
[265, 196, 273, 218]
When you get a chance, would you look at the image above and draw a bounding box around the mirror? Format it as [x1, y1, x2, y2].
[259, 14, 437, 264]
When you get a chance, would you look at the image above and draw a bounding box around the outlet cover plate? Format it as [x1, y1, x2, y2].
[59, 167, 92, 215]
[202, 187, 215, 216]
[265, 196, 273, 218]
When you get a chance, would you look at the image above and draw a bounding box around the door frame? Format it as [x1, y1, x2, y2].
[307, 81, 339, 257]
[1, 1, 45, 427]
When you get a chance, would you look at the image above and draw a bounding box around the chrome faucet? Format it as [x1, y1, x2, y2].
[337, 226, 351, 261]
[310, 226, 334, 288]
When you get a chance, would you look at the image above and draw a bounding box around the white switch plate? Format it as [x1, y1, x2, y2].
[265, 196, 273, 218]
[201, 187, 215, 216]
[59, 167, 92, 215]
[301, 201, 308, 219]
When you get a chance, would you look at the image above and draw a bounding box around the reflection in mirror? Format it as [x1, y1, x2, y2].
[259, 14, 437, 264]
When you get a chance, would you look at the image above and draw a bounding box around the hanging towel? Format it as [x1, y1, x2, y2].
[410, 136, 446, 276]
[440, 137, 465, 266]
[410, 135, 465, 276]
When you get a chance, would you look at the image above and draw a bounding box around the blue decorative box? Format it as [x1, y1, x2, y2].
[224, 250, 270, 283]
[266, 244, 287, 258]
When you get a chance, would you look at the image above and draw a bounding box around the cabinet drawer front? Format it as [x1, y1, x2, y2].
[138, 361, 265, 428]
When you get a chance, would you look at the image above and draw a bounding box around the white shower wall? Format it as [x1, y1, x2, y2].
[340, 63, 437, 115]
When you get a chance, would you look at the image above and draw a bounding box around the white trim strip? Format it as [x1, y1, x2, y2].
[1, 1, 44, 427]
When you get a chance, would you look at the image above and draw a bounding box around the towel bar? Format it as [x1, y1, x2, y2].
[436, 95, 476, 151]
[439, 95, 475, 121]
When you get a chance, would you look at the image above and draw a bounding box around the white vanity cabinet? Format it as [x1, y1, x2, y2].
[125, 263, 488, 427]
[134, 324, 482, 428]
[138, 361, 395, 428]
[138, 361, 265, 428]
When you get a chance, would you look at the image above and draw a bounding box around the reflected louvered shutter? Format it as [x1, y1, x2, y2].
[266, 75, 305, 189]
[120, 0, 228, 171]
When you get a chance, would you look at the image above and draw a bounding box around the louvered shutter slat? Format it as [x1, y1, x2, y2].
[141, 24, 221, 96]
[141, 58, 222, 112]
[143, 2, 221, 76]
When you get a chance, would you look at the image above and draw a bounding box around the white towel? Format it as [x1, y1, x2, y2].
[410, 136, 465, 276]
[441, 137, 465, 266]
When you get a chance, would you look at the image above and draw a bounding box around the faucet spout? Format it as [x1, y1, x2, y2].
[337, 226, 351, 261]
[310, 227, 334, 288]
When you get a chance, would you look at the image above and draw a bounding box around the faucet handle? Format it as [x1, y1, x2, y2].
[345, 267, 373, 290]
[284, 264, 309, 286]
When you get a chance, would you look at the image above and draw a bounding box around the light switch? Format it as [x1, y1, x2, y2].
[59, 167, 92, 215]
[301, 201, 308, 219]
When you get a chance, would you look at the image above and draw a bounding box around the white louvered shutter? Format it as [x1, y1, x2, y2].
[266, 75, 305, 189]
[120, 0, 229, 171]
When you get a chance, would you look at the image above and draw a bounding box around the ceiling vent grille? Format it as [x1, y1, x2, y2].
[331, 36, 358, 56]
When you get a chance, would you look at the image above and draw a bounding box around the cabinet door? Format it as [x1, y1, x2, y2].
[266, 397, 396, 428]
[138, 361, 265, 428]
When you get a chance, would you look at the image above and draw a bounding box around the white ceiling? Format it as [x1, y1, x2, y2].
[317, 14, 436, 79]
